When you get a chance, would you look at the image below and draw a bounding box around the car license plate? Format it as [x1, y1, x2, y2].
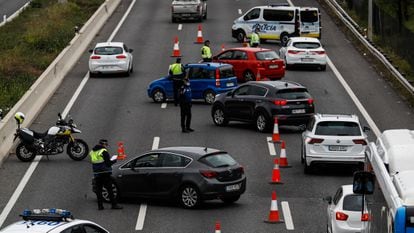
[329, 145, 348, 151]
[269, 65, 278, 69]
[226, 183, 241, 192]
[292, 109, 305, 114]
[226, 82, 234, 87]
[301, 58, 314, 62]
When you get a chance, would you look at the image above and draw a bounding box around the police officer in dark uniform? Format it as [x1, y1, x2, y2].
[169, 57, 185, 106]
[90, 139, 122, 210]
[179, 79, 194, 133]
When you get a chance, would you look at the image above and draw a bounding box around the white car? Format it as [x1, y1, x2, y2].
[0, 208, 110, 233]
[326, 185, 370, 233]
[279, 37, 327, 70]
[88, 42, 133, 77]
[301, 114, 369, 173]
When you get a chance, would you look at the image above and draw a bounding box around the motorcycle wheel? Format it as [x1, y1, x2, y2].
[67, 139, 89, 161]
[16, 143, 36, 162]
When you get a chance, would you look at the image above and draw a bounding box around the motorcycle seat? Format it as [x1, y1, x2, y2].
[33, 130, 48, 139]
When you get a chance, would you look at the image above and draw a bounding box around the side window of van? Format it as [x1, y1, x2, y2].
[263, 9, 294, 21]
[243, 8, 260, 21]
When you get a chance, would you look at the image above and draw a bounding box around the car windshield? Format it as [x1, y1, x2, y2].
[94, 46, 123, 55]
[293, 42, 321, 49]
[343, 194, 363, 211]
[199, 153, 237, 168]
[315, 121, 362, 136]
[219, 66, 235, 78]
[301, 10, 319, 23]
[255, 51, 280, 60]
[275, 88, 311, 100]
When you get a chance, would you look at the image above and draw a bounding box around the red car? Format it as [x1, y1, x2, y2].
[213, 47, 285, 82]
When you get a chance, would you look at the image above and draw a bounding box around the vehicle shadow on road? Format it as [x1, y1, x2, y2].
[308, 164, 363, 177]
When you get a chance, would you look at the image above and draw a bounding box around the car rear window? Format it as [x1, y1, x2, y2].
[301, 10, 319, 23]
[343, 194, 363, 211]
[275, 88, 311, 100]
[199, 153, 237, 168]
[315, 121, 362, 136]
[292, 42, 321, 49]
[219, 66, 235, 78]
[255, 51, 280, 60]
[94, 46, 123, 55]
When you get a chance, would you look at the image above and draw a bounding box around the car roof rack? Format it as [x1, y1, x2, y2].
[268, 3, 290, 7]
[20, 208, 73, 222]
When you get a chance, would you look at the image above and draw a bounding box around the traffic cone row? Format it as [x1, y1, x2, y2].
[279, 140, 291, 168]
[272, 117, 280, 142]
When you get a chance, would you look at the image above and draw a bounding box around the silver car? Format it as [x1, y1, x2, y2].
[301, 114, 369, 173]
[88, 42, 133, 77]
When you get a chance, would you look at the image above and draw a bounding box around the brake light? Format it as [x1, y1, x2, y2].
[116, 55, 127, 59]
[308, 98, 314, 105]
[361, 213, 370, 221]
[353, 139, 367, 145]
[288, 50, 300, 54]
[274, 99, 287, 106]
[336, 212, 348, 221]
[239, 166, 245, 174]
[314, 50, 326, 55]
[307, 138, 324, 144]
[90, 55, 101, 59]
[215, 69, 220, 87]
[200, 170, 218, 178]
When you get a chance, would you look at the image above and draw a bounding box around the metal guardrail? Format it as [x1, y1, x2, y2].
[324, 0, 414, 96]
[0, 1, 32, 28]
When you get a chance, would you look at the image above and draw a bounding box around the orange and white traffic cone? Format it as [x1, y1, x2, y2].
[264, 191, 284, 223]
[221, 44, 225, 52]
[269, 159, 283, 184]
[117, 142, 127, 160]
[279, 140, 291, 168]
[272, 117, 281, 142]
[195, 24, 204, 44]
[171, 36, 181, 57]
[214, 221, 221, 233]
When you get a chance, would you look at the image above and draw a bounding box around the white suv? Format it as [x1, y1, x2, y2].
[301, 114, 369, 173]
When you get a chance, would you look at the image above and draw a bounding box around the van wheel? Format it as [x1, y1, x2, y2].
[204, 90, 215, 104]
[236, 30, 246, 43]
[280, 32, 289, 46]
[243, 70, 255, 82]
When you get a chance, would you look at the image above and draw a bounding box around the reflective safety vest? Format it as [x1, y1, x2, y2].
[201, 46, 212, 59]
[90, 148, 112, 175]
[250, 32, 260, 45]
[90, 148, 106, 164]
[169, 63, 183, 75]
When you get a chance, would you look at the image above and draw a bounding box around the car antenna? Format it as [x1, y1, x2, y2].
[204, 147, 208, 152]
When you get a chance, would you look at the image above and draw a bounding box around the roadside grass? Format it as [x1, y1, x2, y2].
[0, 0, 103, 116]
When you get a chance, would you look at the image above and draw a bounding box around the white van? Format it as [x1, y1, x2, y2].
[300, 7, 321, 39]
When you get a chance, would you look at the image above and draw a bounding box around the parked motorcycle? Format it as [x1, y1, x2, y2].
[13, 112, 89, 162]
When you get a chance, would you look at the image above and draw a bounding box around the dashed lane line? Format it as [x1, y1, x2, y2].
[266, 137, 277, 156]
[161, 103, 167, 109]
[281, 201, 294, 230]
[238, 9, 242, 15]
[178, 24, 182, 31]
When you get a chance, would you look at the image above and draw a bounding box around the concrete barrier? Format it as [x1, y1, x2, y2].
[0, 0, 121, 165]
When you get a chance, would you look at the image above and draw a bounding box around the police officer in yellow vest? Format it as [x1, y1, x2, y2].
[250, 27, 260, 47]
[201, 40, 212, 62]
[90, 139, 122, 210]
[169, 57, 185, 106]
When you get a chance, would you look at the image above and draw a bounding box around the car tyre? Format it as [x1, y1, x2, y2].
[172, 16, 177, 23]
[212, 105, 229, 126]
[89, 71, 97, 78]
[152, 88, 166, 103]
[236, 30, 246, 43]
[280, 32, 289, 46]
[178, 184, 201, 209]
[301, 144, 305, 164]
[204, 90, 215, 104]
[101, 182, 119, 203]
[304, 159, 312, 174]
[203, 9, 207, 19]
[255, 111, 271, 133]
[243, 70, 255, 82]
[220, 195, 240, 204]
[320, 64, 326, 71]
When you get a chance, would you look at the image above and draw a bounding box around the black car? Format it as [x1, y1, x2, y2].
[211, 81, 315, 132]
[94, 147, 246, 209]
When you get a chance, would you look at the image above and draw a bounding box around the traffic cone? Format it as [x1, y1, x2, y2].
[269, 159, 283, 184]
[272, 117, 281, 142]
[279, 140, 291, 168]
[171, 36, 181, 57]
[264, 191, 284, 223]
[221, 44, 225, 52]
[195, 24, 204, 44]
[117, 142, 127, 160]
[214, 221, 221, 233]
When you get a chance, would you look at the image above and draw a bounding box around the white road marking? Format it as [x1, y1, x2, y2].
[152, 137, 160, 150]
[238, 9, 242, 15]
[267, 137, 277, 156]
[281, 201, 294, 230]
[287, 0, 294, 6]
[0, 0, 137, 228]
[178, 24, 182, 31]
[0, 156, 42, 228]
[161, 103, 167, 109]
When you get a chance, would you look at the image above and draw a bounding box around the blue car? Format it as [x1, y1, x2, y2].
[147, 63, 238, 104]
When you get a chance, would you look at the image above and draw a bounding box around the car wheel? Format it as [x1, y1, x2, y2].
[178, 185, 201, 209]
[243, 70, 255, 82]
[89, 71, 97, 78]
[255, 111, 270, 133]
[220, 195, 240, 204]
[204, 90, 216, 104]
[212, 105, 228, 126]
[152, 88, 166, 103]
[301, 144, 305, 164]
[320, 64, 326, 71]
[102, 183, 118, 203]
[203, 9, 207, 19]
[280, 32, 289, 46]
[130, 63, 134, 73]
[236, 30, 246, 43]
[304, 159, 312, 174]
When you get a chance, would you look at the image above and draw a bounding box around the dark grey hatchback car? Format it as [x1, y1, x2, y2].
[211, 81, 315, 132]
[95, 147, 246, 209]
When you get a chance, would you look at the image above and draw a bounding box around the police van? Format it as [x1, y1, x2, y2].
[232, 5, 321, 45]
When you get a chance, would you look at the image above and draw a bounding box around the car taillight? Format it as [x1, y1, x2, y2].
[361, 213, 370, 221]
[215, 69, 220, 87]
[288, 50, 300, 54]
[200, 170, 218, 179]
[307, 138, 324, 144]
[239, 166, 245, 174]
[335, 212, 348, 221]
[353, 139, 367, 145]
[314, 50, 326, 55]
[116, 55, 127, 59]
[274, 99, 287, 106]
[308, 98, 314, 105]
[90, 55, 101, 59]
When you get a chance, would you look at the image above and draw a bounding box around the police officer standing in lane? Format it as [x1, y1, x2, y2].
[201, 40, 212, 62]
[179, 79, 194, 133]
[90, 139, 123, 210]
[250, 27, 260, 47]
[169, 57, 185, 106]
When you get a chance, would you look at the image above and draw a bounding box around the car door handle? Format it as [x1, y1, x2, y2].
[256, 100, 262, 103]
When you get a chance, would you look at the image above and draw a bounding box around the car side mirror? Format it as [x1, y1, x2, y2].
[89, 49, 93, 53]
[363, 126, 371, 132]
[323, 196, 332, 204]
[353, 171, 375, 195]
[129, 48, 134, 53]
